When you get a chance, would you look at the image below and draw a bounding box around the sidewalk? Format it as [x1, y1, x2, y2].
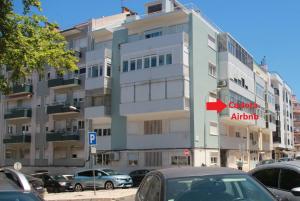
[44, 189, 137, 201]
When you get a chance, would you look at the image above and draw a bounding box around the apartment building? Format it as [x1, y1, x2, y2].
[218, 34, 276, 170]
[292, 95, 300, 154]
[0, 0, 294, 171]
[271, 73, 294, 159]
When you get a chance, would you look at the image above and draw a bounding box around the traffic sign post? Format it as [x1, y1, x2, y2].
[14, 162, 22, 171]
[88, 132, 97, 195]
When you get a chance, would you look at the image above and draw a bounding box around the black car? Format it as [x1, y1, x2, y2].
[129, 169, 151, 187]
[0, 168, 44, 201]
[250, 161, 300, 201]
[136, 167, 278, 201]
[31, 173, 73, 193]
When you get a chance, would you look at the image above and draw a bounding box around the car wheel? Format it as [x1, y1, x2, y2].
[74, 184, 83, 192]
[105, 181, 114, 190]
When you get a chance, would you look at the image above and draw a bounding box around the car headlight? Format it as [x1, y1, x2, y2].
[59, 182, 67, 186]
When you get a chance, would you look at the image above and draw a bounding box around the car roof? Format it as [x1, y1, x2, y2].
[250, 161, 300, 172]
[152, 167, 245, 179]
[0, 169, 31, 192]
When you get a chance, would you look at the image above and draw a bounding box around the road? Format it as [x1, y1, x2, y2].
[44, 188, 137, 201]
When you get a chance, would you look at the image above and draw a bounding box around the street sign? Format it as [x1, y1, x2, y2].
[184, 149, 190, 156]
[91, 146, 97, 154]
[14, 162, 22, 171]
[88, 132, 97, 145]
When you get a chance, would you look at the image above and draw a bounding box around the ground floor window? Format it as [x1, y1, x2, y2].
[210, 152, 219, 165]
[145, 152, 162, 167]
[128, 153, 139, 166]
[97, 153, 111, 166]
[171, 156, 190, 166]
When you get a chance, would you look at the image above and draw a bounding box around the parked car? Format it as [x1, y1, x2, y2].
[73, 169, 132, 191]
[256, 159, 276, 167]
[129, 169, 151, 187]
[135, 167, 278, 201]
[250, 160, 300, 201]
[0, 168, 44, 201]
[278, 157, 294, 162]
[31, 173, 73, 193]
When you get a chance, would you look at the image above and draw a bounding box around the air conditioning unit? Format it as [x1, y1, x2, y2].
[109, 152, 120, 161]
[218, 80, 227, 88]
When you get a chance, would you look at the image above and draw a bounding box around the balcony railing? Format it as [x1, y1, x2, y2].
[47, 102, 80, 115]
[3, 134, 31, 144]
[48, 77, 81, 88]
[4, 108, 32, 120]
[46, 131, 80, 142]
[7, 84, 33, 97]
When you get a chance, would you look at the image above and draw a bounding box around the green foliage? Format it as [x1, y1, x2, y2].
[0, 0, 78, 94]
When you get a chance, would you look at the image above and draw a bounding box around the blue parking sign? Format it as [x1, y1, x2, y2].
[88, 132, 97, 145]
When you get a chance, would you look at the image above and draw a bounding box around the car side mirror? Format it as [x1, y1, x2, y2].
[291, 187, 300, 196]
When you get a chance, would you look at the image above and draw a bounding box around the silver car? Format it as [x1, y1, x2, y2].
[73, 169, 132, 191]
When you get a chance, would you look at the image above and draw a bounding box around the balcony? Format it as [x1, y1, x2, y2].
[86, 47, 111, 62]
[220, 135, 247, 150]
[47, 103, 80, 115]
[48, 78, 81, 89]
[7, 84, 33, 97]
[127, 132, 190, 149]
[84, 105, 111, 119]
[46, 131, 80, 142]
[4, 108, 32, 120]
[3, 134, 31, 144]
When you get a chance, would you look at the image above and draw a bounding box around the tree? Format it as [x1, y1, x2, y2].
[0, 0, 78, 94]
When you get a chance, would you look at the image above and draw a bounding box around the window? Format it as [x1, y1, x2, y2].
[106, 64, 111, 76]
[145, 31, 162, 39]
[78, 171, 93, 177]
[47, 72, 51, 80]
[252, 168, 280, 188]
[256, 83, 265, 99]
[209, 122, 218, 135]
[22, 124, 29, 132]
[97, 153, 111, 165]
[144, 57, 150, 68]
[144, 120, 162, 135]
[137, 58, 143, 70]
[99, 65, 103, 76]
[128, 153, 138, 166]
[209, 92, 217, 102]
[148, 3, 162, 14]
[94, 128, 111, 136]
[130, 59, 136, 71]
[78, 121, 84, 129]
[123, 60, 129, 72]
[103, 128, 111, 136]
[280, 169, 300, 191]
[208, 63, 216, 77]
[94, 128, 101, 136]
[236, 132, 240, 137]
[79, 67, 86, 74]
[159, 55, 165, 66]
[146, 175, 161, 201]
[151, 56, 157, 67]
[171, 156, 190, 166]
[145, 152, 162, 167]
[8, 125, 13, 134]
[210, 152, 218, 164]
[88, 65, 99, 78]
[166, 54, 172, 65]
[137, 175, 154, 201]
[208, 34, 216, 43]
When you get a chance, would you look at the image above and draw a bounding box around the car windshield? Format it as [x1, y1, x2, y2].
[102, 169, 122, 175]
[166, 174, 275, 201]
[0, 192, 42, 201]
[53, 175, 65, 180]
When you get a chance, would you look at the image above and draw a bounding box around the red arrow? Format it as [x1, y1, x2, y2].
[206, 99, 227, 113]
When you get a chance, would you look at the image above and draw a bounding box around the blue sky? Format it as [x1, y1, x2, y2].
[15, 0, 300, 96]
